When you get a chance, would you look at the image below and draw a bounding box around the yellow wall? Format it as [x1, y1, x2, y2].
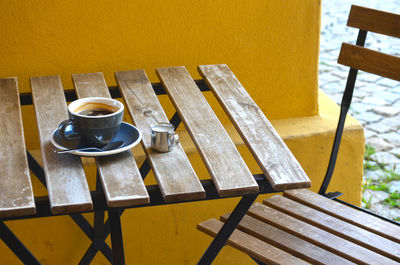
[0, 0, 365, 264]
[0, 0, 319, 120]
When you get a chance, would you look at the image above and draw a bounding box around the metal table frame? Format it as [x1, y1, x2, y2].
[0, 80, 275, 265]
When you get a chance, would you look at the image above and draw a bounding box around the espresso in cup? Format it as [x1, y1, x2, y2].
[58, 97, 124, 147]
[75, 102, 120, 116]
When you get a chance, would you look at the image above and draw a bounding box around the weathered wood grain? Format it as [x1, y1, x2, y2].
[264, 195, 400, 262]
[197, 218, 308, 265]
[348, 5, 400, 38]
[156, 66, 259, 197]
[31, 76, 92, 214]
[198, 64, 311, 191]
[72, 72, 149, 207]
[115, 70, 205, 202]
[247, 202, 398, 265]
[284, 189, 400, 244]
[338, 43, 400, 81]
[220, 214, 355, 265]
[0, 78, 36, 218]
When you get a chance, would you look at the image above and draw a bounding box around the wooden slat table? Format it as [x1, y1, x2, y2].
[0, 64, 311, 265]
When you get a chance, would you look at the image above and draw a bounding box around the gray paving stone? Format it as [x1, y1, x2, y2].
[354, 111, 382, 124]
[362, 96, 389, 106]
[331, 71, 349, 80]
[371, 152, 400, 165]
[388, 181, 400, 193]
[350, 102, 372, 114]
[370, 204, 400, 221]
[372, 106, 400, 117]
[373, 90, 400, 104]
[389, 147, 400, 158]
[357, 73, 382, 83]
[365, 137, 393, 152]
[376, 78, 400, 88]
[364, 128, 377, 138]
[363, 189, 389, 204]
[355, 83, 384, 94]
[365, 121, 393, 134]
[364, 169, 383, 181]
[380, 114, 400, 130]
[381, 132, 400, 146]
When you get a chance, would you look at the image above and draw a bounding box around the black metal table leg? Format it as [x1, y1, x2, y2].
[108, 209, 125, 265]
[198, 179, 269, 265]
[0, 222, 41, 265]
[197, 193, 259, 265]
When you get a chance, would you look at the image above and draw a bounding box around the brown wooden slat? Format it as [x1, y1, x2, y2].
[264, 195, 400, 262]
[197, 218, 308, 265]
[198, 64, 311, 191]
[72, 72, 149, 207]
[338, 43, 400, 81]
[347, 5, 400, 38]
[0, 78, 35, 218]
[31, 76, 93, 214]
[220, 214, 355, 265]
[115, 70, 205, 202]
[156, 66, 258, 197]
[247, 202, 398, 265]
[284, 189, 400, 244]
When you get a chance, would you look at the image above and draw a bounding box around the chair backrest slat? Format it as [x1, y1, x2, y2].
[338, 43, 400, 81]
[348, 5, 400, 38]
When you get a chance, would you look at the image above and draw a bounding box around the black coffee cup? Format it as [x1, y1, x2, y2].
[58, 97, 124, 147]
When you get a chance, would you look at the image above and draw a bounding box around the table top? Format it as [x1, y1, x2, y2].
[0, 64, 310, 218]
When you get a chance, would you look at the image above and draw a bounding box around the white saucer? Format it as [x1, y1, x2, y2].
[51, 122, 142, 157]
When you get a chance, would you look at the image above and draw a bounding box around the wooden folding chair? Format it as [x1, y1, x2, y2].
[197, 5, 400, 264]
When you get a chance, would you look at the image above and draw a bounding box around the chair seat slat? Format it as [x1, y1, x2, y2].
[220, 214, 355, 265]
[284, 189, 400, 244]
[247, 202, 398, 265]
[264, 195, 400, 262]
[197, 218, 308, 265]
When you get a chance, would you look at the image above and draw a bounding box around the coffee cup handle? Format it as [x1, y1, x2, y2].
[58, 119, 81, 140]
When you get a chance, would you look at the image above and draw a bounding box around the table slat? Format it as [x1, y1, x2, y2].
[248, 203, 398, 265]
[0, 78, 35, 218]
[72, 72, 149, 207]
[157, 66, 258, 197]
[198, 64, 311, 191]
[31, 76, 93, 214]
[115, 70, 205, 202]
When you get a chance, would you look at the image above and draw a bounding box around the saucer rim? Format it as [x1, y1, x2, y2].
[51, 122, 142, 157]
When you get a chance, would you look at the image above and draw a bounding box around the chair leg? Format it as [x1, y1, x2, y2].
[0, 222, 41, 265]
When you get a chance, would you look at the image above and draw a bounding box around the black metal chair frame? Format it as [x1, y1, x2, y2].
[318, 28, 400, 226]
[231, 10, 400, 265]
[0, 82, 275, 265]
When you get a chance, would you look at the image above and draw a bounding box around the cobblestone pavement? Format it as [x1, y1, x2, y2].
[319, 0, 400, 221]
